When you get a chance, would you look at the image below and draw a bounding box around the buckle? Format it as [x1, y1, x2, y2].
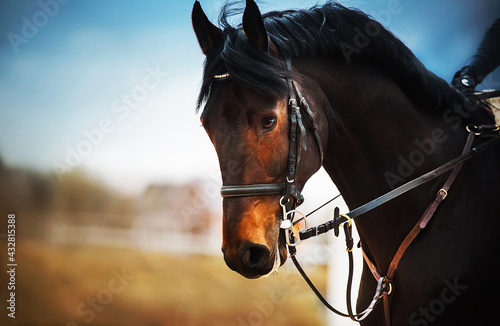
[437, 188, 448, 200]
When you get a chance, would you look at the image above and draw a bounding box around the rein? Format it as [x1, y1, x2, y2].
[215, 68, 500, 324]
[287, 124, 500, 325]
[296, 125, 500, 237]
[291, 128, 500, 325]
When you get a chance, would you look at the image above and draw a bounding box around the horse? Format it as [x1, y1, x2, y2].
[191, 1, 500, 325]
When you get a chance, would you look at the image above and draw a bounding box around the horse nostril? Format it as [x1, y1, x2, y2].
[241, 243, 271, 268]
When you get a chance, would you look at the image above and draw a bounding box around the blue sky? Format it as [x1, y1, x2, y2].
[1, 0, 499, 194]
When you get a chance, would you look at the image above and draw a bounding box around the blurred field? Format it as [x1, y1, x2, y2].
[0, 240, 327, 326]
[0, 167, 328, 325]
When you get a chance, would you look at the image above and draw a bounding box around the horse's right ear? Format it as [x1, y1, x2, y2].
[192, 1, 223, 55]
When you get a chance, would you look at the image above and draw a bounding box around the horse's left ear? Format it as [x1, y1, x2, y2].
[242, 0, 268, 52]
[192, 1, 223, 55]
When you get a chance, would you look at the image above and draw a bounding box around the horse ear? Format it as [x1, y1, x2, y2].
[192, 1, 223, 55]
[242, 0, 268, 52]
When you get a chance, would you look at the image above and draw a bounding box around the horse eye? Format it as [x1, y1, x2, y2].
[262, 117, 277, 130]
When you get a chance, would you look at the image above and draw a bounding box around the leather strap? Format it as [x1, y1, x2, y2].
[387, 132, 474, 281]
[283, 73, 302, 209]
[383, 293, 391, 326]
[292, 129, 499, 324]
[418, 132, 475, 228]
[362, 248, 381, 280]
[291, 208, 385, 322]
[362, 132, 476, 325]
[220, 183, 286, 198]
[291, 81, 324, 163]
[298, 130, 500, 238]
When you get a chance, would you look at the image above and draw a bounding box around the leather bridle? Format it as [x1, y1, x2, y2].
[220, 58, 324, 217]
[213, 64, 500, 325]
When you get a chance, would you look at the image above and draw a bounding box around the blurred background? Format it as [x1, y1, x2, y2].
[0, 0, 499, 325]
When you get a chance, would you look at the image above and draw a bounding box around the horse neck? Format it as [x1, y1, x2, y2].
[295, 57, 468, 270]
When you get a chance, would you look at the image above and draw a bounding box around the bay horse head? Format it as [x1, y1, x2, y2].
[190, 1, 500, 324]
[192, 0, 328, 278]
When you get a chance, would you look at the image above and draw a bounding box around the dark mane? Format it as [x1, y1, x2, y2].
[197, 1, 491, 124]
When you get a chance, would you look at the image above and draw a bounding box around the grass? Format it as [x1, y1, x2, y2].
[0, 240, 327, 326]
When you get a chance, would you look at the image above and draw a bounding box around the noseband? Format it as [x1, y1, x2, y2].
[220, 59, 324, 212]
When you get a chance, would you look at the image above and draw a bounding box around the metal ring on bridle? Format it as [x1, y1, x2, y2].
[466, 124, 481, 135]
[283, 209, 308, 247]
[340, 214, 352, 227]
[379, 280, 393, 298]
[286, 210, 308, 228]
